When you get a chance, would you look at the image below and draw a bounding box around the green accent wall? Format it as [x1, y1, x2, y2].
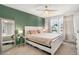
[0, 5, 45, 31]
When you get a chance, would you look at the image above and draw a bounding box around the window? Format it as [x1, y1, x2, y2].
[50, 16, 63, 33]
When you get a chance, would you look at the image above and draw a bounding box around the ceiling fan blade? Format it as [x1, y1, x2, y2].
[37, 9, 57, 11]
[45, 9, 57, 11]
[36, 9, 45, 11]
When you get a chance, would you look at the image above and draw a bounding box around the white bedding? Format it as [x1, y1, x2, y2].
[26, 33, 61, 47]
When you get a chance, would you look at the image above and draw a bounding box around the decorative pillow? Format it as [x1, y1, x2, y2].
[26, 30, 31, 35]
[34, 30, 39, 34]
[28, 30, 36, 34]
[29, 30, 32, 34]
[34, 30, 38, 34]
[31, 30, 35, 34]
[27, 29, 44, 35]
[37, 30, 40, 33]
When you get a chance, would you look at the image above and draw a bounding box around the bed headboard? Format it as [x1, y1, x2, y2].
[25, 26, 43, 36]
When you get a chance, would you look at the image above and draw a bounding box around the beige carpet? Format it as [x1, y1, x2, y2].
[3, 44, 49, 55]
[55, 42, 77, 55]
[2, 44, 14, 52]
[3, 42, 77, 55]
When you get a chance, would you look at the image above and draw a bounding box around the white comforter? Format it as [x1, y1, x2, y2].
[26, 33, 61, 47]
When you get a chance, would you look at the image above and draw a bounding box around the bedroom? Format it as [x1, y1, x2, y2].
[0, 4, 79, 55]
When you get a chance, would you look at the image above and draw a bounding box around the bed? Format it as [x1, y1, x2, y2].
[25, 26, 64, 55]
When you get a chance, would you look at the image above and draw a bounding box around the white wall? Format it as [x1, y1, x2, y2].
[45, 17, 51, 32]
[0, 19, 2, 54]
[73, 12, 79, 54]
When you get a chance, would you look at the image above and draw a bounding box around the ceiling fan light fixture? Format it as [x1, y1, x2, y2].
[37, 5, 57, 18]
[44, 10, 49, 16]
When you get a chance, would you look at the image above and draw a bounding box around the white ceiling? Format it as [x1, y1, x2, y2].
[3, 4, 79, 18]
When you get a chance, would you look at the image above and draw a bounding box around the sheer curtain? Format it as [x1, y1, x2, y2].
[63, 15, 76, 43]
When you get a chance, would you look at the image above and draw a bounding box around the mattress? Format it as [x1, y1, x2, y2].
[26, 33, 61, 47]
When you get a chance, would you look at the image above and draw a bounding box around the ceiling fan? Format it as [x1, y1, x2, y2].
[37, 5, 57, 12]
[36, 5, 57, 17]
